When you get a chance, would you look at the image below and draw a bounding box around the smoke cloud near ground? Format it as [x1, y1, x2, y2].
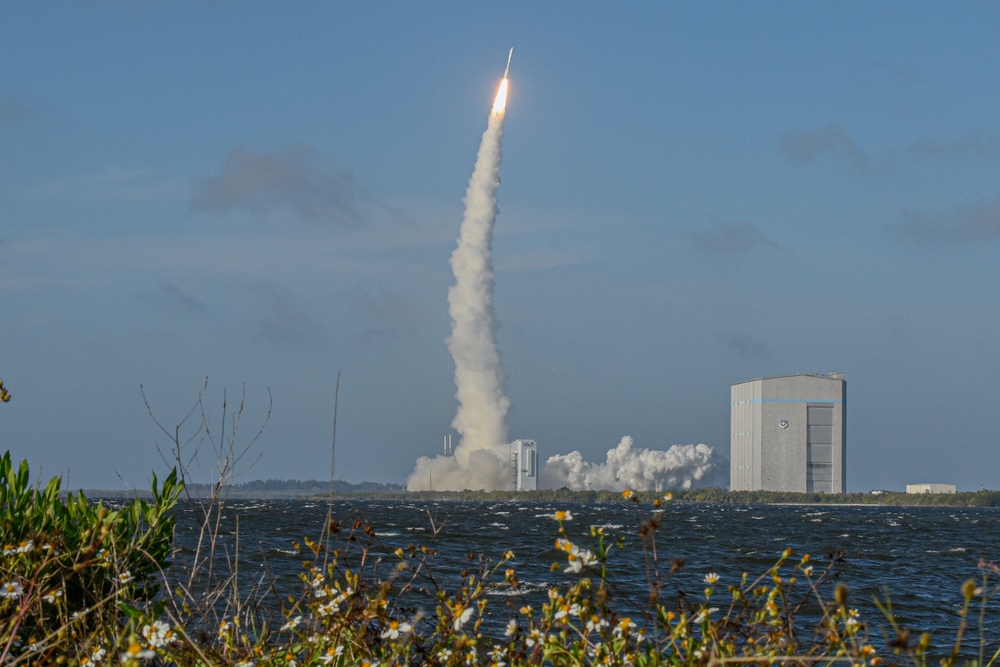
[540, 436, 726, 491]
[407, 82, 510, 492]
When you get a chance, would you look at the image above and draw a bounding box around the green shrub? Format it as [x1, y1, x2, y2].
[0, 451, 180, 663]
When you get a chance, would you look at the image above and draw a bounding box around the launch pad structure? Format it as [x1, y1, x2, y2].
[510, 439, 537, 491]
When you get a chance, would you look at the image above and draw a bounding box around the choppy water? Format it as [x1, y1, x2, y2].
[169, 499, 1000, 653]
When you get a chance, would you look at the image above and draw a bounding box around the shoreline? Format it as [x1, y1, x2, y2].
[80, 486, 1000, 508]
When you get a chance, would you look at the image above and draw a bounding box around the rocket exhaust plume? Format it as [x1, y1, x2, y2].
[408, 51, 514, 491]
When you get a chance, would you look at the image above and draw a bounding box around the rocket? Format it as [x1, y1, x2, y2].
[504, 47, 513, 80]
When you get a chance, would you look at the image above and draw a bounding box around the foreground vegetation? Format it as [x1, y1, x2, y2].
[3, 382, 997, 665]
[5, 452, 1000, 666]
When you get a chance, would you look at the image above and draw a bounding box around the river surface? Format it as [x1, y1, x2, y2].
[169, 499, 1000, 654]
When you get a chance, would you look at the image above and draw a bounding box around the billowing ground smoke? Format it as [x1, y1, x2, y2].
[540, 436, 727, 491]
[407, 89, 510, 491]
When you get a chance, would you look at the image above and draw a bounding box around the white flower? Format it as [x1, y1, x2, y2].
[555, 538, 575, 553]
[16, 539, 34, 554]
[554, 602, 581, 620]
[319, 646, 344, 665]
[489, 646, 508, 666]
[691, 607, 719, 624]
[564, 548, 597, 573]
[613, 617, 636, 638]
[117, 570, 134, 585]
[90, 647, 108, 664]
[141, 620, 175, 648]
[331, 586, 353, 606]
[453, 605, 474, 631]
[586, 615, 609, 633]
[319, 645, 344, 664]
[704, 573, 720, 585]
[218, 620, 233, 637]
[380, 619, 412, 640]
[504, 619, 518, 637]
[119, 642, 155, 662]
[43, 588, 64, 603]
[280, 615, 302, 631]
[553, 510, 574, 521]
[437, 649, 453, 661]
[1, 581, 23, 599]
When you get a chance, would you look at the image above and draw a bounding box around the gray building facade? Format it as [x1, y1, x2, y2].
[730, 373, 846, 493]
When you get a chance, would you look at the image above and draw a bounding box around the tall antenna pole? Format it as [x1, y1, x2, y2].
[329, 370, 341, 502]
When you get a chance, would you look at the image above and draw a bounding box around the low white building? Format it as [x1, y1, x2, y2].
[906, 483, 957, 494]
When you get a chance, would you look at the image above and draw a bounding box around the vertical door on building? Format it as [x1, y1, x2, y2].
[807, 405, 834, 493]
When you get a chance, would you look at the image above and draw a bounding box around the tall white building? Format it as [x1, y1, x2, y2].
[730, 373, 846, 493]
[510, 439, 537, 491]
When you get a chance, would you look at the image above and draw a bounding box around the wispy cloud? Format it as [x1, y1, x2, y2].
[717, 331, 771, 361]
[907, 132, 1000, 160]
[251, 283, 324, 348]
[134, 282, 207, 314]
[888, 192, 1000, 243]
[777, 123, 870, 171]
[191, 144, 367, 226]
[688, 219, 777, 255]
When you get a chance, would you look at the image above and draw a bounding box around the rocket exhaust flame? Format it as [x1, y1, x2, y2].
[492, 78, 509, 115]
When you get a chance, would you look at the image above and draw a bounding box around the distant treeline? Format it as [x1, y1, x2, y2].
[327, 487, 1000, 506]
[87, 482, 1000, 506]
[222, 478, 405, 493]
[674, 487, 1000, 507]
[87, 478, 404, 499]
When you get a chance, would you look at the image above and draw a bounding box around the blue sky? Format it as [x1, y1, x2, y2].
[3, 3, 1000, 491]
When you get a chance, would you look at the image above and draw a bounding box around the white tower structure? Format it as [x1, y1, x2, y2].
[510, 439, 537, 491]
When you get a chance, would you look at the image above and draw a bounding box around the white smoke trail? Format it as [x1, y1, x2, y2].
[540, 436, 727, 491]
[407, 80, 511, 491]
